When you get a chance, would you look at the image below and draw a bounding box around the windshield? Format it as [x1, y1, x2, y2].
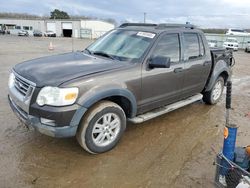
[226, 39, 237, 42]
[86, 29, 155, 61]
[208, 40, 217, 43]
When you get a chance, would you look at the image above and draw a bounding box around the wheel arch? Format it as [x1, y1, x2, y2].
[79, 89, 137, 118]
[204, 60, 231, 92]
[219, 71, 229, 84]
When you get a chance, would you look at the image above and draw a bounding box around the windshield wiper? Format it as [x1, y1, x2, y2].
[92, 51, 115, 60]
[84, 48, 92, 54]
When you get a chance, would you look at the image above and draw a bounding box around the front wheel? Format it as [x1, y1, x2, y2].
[203, 77, 224, 105]
[76, 101, 126, 154]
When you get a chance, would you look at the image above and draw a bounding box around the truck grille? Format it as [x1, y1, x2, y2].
[14, 74, 34, 97]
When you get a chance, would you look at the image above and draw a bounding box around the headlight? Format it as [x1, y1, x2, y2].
[36, 86, 79, 106]
[8, 72, 15, 88]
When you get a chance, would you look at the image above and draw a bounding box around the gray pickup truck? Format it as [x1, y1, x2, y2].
[8, 23, 233, 154]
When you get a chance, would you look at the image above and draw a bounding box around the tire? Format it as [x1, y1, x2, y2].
[203, 76, 224, 105]
[76, 101, 126, 154]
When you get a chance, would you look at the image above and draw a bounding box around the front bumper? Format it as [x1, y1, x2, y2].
[8, 95, 87, 138]
[223, 45, 238, 51]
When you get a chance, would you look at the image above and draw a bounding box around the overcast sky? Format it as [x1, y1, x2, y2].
[1, 0, 250, 28]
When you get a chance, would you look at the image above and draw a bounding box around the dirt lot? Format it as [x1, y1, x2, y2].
[0, 35, 249, 188]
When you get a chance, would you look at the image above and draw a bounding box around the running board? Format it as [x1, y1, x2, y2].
[128, 94, 203, 124]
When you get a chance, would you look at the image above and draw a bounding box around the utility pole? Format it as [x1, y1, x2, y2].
[144, 12, 147, 23]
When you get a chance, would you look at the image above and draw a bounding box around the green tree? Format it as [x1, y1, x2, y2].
[103, 18, 117, 26]
[50, 9, 70, 19]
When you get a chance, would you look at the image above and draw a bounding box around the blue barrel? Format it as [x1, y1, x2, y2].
[222, 125, 238, 161]
[219, 125, 238, 176]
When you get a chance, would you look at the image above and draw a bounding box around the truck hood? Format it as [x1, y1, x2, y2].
[14, 52, 129, 87]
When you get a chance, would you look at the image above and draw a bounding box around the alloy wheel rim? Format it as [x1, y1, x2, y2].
[212, 80, 223, 101]
[92, 113, 121, 147]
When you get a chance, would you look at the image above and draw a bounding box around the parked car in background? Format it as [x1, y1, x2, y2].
[245, 41, 250, 53]
[8, 23, 233, 154]
[33, 30, 43, 37]
[226, 28, 250, 36]
[208, 40, 218, 48]
[44, 31, 56, 37]
[223, 38, 239, 51]
[18, 30, 29, 36]
[0, 30, 5, 35]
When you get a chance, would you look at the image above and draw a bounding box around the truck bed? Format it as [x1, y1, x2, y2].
[210, 47, 233, 67]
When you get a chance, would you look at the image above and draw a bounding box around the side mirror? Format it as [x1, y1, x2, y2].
[148, 56, 171, 69]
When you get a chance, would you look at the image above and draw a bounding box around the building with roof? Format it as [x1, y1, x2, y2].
[0, 18, 115, 38]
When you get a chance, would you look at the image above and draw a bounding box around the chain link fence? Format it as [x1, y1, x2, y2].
[205, 34, 250, 49]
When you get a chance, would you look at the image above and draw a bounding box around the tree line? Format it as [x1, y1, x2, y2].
[0, 9, 117, 25]
[1, 10, 249, 32]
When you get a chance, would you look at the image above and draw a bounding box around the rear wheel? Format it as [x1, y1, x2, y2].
[203, 76, 224, 105]
[76, 101, 126, 154]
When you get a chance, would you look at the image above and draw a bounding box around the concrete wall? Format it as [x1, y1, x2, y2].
[72, 21, 81, 38]
[205, 33, 250, 49]
[0, 19, 113, 38]
[36, 20, 80, 38]
[0, 19, 45, 35]
[81, 20, 115, 39]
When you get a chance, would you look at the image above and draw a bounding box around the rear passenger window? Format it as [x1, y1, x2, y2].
[183, 33, 200, 60]
[153, 33, 180, 63]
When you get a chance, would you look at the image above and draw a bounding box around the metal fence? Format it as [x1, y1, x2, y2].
[80, 28, 92, 39]
[214, 152, 250, 188]
[205, 33, 250, 49]
[80, 29, 107, 39]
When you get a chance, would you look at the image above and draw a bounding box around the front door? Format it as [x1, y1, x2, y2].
[139, 33, 185, 113]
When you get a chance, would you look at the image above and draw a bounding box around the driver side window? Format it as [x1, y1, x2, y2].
[152, 33, 180, 63]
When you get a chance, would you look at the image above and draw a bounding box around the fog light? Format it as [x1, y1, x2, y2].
[40, 118, 56, 126]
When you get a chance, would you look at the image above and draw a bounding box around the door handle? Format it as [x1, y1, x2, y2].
[203, 61, 211, 66]
[174, 67, 183, 73]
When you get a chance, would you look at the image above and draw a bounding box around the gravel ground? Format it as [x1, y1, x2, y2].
[0, 35, 249, 188]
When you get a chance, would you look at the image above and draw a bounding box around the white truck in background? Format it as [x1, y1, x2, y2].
[226, 28, 250, 36]
[223, 38, 239, 51]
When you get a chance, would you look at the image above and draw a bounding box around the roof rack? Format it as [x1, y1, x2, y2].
[119, 23, 157, 28]
[156, 23, 196, 29]
[119, 23, 196, 30]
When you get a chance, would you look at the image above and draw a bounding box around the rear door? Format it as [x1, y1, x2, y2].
[181, 32, 211, 97]
[139, 33, 185, 113]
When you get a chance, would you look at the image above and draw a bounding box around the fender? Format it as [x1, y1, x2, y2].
[77, 88, 137, 118]
[205, 60, 231, 92]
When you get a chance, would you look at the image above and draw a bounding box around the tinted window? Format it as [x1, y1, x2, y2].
[183, 33, 200, 60]
[231, 29, 244, 33]
[153, 34, 180, 63]
[23, 26, 29, 30]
